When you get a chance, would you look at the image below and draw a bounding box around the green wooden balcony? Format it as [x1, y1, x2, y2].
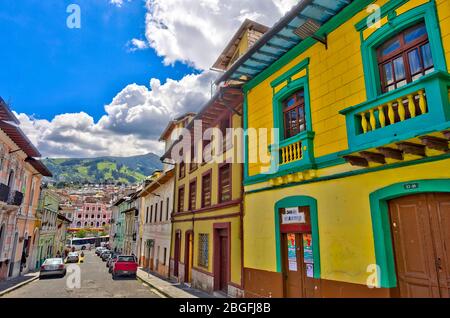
[340, 71, 450, 152]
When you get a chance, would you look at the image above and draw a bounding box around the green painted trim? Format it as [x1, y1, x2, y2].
[243, 0, 375, 92]
[369, 179, 450, 288]
[271, 58, 310, 88]
[355, 0, 408, 32]
[360, 0, 448, 100]
[274, 196, 321, 279]
[245, 152, 450, 195]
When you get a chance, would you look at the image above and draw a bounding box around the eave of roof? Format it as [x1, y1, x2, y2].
[0, 120, 41, 158]
[160, 86, 243, 161]
[0, 97, 20, 124]
[215, 0, 352, 85]
[212, 19, 270, 71]
[139, 169, 175, 197]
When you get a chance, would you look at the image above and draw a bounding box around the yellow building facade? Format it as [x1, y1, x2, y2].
[215, 0, 450, 298]
[164, 21, 270, 297]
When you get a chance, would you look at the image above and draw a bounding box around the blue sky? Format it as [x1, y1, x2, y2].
[0, 0, 196, 122]
[3, 0, 288, 158]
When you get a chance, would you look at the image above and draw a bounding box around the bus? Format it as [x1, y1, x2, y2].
[67, 236, 110, 251]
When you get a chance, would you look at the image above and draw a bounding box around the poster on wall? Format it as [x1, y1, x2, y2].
[303, 234, 314, 264]
[287, 234, 297, 272]
[306, 264, 314, 278]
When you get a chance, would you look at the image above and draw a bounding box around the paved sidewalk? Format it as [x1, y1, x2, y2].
[0, 272, 39, 297]
[137, 268, 216, 298]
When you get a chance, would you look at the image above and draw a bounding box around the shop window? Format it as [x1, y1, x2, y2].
[377, 23, 434, 93]
[178, 187, 185, 212]
[282, 89, 306, 139]
[202, 172, 212, 208]
[189, 180, 197, 211]
[219, 164, 232, 203]
[198, 234, 209, 268]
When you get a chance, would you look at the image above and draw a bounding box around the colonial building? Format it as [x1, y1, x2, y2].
[215, 0, 450, 298]
[138, 115, 188, 277]
[163, 20, 268, 297]
[36, 188, 60, 267]
[123, 191, 140, 255]
[71, 200, 112, 231]
[0, 98, 52, 281]
[54, 213, 71, 257]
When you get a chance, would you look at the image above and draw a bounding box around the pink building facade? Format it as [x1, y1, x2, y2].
[71, 202, 112, 230]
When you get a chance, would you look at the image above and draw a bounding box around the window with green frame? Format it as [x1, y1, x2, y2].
[359, 1, 447, 100]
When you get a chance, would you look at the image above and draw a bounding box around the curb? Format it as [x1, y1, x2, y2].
[0, 276, 39, 297]
[136, 275, 171, 298]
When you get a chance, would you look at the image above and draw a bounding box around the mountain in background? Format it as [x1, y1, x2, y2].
[43, 153, 163, 185]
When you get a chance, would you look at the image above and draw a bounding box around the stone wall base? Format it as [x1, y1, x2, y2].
[192, 268, 214, 294]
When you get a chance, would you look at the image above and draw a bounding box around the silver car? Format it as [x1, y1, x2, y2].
[40, 258, 66, 278]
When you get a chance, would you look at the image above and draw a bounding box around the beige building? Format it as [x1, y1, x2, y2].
[0, 98, 51, 280]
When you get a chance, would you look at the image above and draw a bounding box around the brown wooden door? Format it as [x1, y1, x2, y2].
[184, 232, 193, 283]
[389, 193, 450, 298]
[428, 193, 450, 297]
[174, 233, 181, 277]
[282, 233, 305, 298]
[219, 231, 229, 292]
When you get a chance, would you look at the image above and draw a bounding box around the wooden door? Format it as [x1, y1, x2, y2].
[427, 193, 450, 297]
[389, 193, 450, 298]
[184, 232, 193, 283]
[174, 232, 181, 277]
[219, 231, 229, 292]
[282, 233, 305, 298]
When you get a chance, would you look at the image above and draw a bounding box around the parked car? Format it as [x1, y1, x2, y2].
[40, 258, 66, 278]
[106, 253, 118, 268]
[65, 252, 79, 264]
[95, 247, 106, 256]
[111, 256, 138, 279]
[101, 250, 113, 262]
[99, 249, 110, 259]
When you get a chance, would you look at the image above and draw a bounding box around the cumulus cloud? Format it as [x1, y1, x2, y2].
[127, 38, 149, 52]
[145, 0, 297, 70]
[17, 71, 216, 158]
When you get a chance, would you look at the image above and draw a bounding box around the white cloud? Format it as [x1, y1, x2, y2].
[145, 0, 297, 70]
[110, 0, 130, 8]
[17, 1, 297, 159]
[17, 71, 216, 158]
[126, 38, 149, 52]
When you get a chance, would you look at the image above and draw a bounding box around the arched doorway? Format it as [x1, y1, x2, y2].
[7, 170, 14, 188]
[184, 231, 193, 284]
[9, 232, 18, 277]
[0, 223, 5, 255]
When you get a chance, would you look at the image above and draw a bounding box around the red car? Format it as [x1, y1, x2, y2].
[111, 256, 138, 279]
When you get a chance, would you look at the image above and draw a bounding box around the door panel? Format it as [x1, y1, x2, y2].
[389, 194, 440, 298]
[427, 193, 450, 298]
[282, 233, 304, 298]
[219, 234, 229, 292]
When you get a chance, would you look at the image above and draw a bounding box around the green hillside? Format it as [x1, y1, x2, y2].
[43, 153, 163, 185]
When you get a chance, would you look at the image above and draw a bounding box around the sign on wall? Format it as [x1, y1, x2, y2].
[282, 207, 306, 225]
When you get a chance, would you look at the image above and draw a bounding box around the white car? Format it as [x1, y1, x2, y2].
[40, 258, 66, 278]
